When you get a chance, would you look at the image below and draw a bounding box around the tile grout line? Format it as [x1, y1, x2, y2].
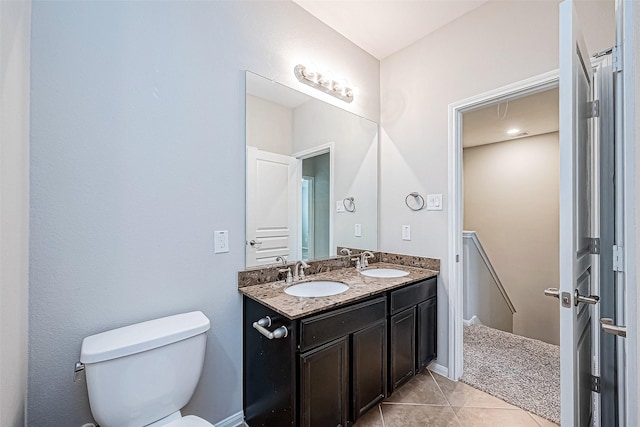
[525, 411, 545, 427]
[377, 403, 386, 427]
[381, 402, 453, 407]
[428, 369, 465, 426]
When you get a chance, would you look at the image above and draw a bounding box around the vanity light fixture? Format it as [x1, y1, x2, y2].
[294, 64, 354, 103]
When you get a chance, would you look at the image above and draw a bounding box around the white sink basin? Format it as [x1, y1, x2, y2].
[284, 281, 349, 297]
[360, 268, 409, 278]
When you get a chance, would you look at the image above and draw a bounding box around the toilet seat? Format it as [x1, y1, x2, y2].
[163, 415, 214, 427]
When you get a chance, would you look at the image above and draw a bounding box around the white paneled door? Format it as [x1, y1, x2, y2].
[246, 146, 298, 267]
[559, 1, 600, 425]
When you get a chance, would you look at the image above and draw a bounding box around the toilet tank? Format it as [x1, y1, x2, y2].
[80, 311, 210, 427]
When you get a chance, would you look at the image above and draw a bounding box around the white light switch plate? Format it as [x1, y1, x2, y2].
[355, 223, 362, 237]
[427, 194, 443, 211]
[336, 201, 346, 213]
[214, 230, 229, 253]
[402, 225, 411, 241]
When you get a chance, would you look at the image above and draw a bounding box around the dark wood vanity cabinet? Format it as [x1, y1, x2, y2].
[352, 319, 387, 420]
[243, 275, 437, 427]
[299, 337, 349, 427]
[389, 307, 416, 390]
[388, 277, 437, 393]
[299, 317, 398, 425]
[417, 297, 437, 371]
[244, 295, 387, 427]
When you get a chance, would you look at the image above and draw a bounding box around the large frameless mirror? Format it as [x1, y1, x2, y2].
[245, 71, 378, 267]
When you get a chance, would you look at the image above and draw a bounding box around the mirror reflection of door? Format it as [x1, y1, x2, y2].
[301, 152, 330, 260]
[246, 146, 298, 267]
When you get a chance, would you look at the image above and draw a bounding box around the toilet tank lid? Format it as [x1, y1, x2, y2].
[80, 311, 210, 364]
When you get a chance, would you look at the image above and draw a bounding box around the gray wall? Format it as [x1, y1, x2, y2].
[28, 1, 379, 425]
[0, 1, 30, 425]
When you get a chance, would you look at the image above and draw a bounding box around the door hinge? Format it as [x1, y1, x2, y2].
[456, 254, 460, 263]
[613, 245, 624, 271]
[589, 238, 600, 254]
[612, 45, 622, 72]
[591, 375, 601, 393]
[587, 100, 600, 118]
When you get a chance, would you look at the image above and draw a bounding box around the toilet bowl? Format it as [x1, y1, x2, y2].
[80, 311, 214, 427]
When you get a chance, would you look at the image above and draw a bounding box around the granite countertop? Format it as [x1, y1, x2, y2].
[239, 262, 438, 319]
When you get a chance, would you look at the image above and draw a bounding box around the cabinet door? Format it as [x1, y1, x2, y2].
[300, 337, 348, 427]
[352, 319, 387, 421]
[389, 307, 415, 392]
[417, 297, 437, 372]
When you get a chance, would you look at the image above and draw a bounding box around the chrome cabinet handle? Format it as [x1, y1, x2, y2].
[574, 289, 600, 306]
[601, 318, 627, 338]
[249, 239, 262, 247]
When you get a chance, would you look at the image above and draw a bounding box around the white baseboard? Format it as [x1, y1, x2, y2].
[215, 410, 245, 427]
[428, 361, 448, 378]
[463, 315, 481, 327]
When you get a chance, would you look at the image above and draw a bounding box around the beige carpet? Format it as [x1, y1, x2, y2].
[461, 324, 560, 424]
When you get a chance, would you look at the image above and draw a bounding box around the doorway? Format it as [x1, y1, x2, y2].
[301, 151, 331, 260]
[458, 86, 561, 423]
[462, 87, 560, 343]
[294, 143, 335, 261]
[448, 70, 560, 381]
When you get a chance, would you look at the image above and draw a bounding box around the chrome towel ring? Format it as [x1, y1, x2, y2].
[405, 192, 425, 211]
[343, 197, 356, 212]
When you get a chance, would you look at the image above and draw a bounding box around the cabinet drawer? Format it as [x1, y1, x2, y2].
[300, 297, 386, 352]
[390, 277, 436, 315]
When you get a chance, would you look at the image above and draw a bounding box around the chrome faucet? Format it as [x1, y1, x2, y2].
[275, 255, 287, 266]
[294, 260, 309, 281]
[340, 248, 353, 256]
[279, 267, 293, 284]
[360, 251, 375, 268]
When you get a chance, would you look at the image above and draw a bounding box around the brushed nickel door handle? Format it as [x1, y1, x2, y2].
[544, 288, 560, 298]
[601, 318, 627, 338]
[574, 289, 600, 306]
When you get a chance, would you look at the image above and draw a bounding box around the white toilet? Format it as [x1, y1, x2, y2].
[80, 311, 214, 427]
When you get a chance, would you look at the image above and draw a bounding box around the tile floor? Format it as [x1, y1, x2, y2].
[353, 370, 560, 427]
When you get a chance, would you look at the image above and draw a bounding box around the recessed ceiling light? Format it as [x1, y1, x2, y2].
[506, 128, 521, 135]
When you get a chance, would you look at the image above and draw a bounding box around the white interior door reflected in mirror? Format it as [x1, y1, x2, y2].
[246, 146, 298, 267]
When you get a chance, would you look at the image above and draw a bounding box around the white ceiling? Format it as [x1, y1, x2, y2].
[463, 88, 559, 148]
[292, 0, 489, 60]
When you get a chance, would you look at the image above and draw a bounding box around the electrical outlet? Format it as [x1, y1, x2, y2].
[355, 223, 362, 237]
[336, 201, 346, 213]
[402, 225, 411, 241]
[214, 230, 229, 253]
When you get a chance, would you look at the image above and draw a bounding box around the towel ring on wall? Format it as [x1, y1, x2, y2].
[405, 192, 425, 211]
[343, 197, 356, 212]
